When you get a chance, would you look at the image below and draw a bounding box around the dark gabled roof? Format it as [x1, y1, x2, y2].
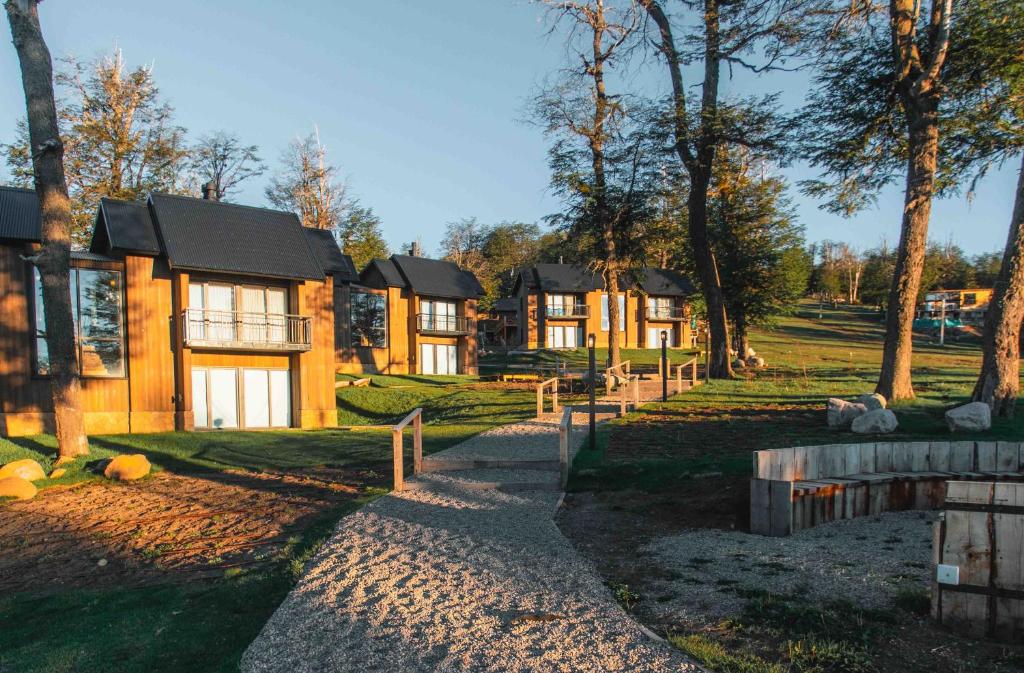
[532, 264, 604, 293]
[391, 255, 484, 299]
[0, 186, 41, 242]
[636, 268, 696, 297]
[361, 258, 408, 289]
[303, 228, 358, 282]
[493, 297, 518, 312]
[93, 198, 160, 255]
[148, 193, 324, 280]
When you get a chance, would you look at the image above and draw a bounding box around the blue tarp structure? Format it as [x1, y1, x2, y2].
[913, 317, 963, 331]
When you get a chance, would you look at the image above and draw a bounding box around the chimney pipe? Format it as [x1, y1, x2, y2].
[202, 181, 218, 201]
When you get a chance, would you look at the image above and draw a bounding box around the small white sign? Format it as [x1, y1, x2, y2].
[936, 564, 960, 585]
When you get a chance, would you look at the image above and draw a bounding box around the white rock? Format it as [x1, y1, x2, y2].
[733, 358, 746, 369]
[945, 401, 991, 432]
[827, 398, 867, 429]
[752, 357, 766, 368]
[856, 393, 887, 411]
[851, 408, 898, 434]
[746, 347, 757, 358]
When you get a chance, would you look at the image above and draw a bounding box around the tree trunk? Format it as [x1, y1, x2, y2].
[606, 271, 621, 368]
[6, 0, 88, 459]
[876, 102, 940, 401]
[642, 0, 732, 378]
[734, 311, 749, 358]
[972, 155, 1024, 416]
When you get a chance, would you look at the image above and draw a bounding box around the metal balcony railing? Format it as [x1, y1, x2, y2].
[645, 306, 687, 321]
[182, 309, 312, 351]
[416, 313, 474, 335]
[544, 304, 589, 319]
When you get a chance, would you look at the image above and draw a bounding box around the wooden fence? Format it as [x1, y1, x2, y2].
[605, 360, 631, 395]
[536, 377, 560, 418]
[391, 408, 423, 492]
[675, 358, 698, 394]
[932, 481, 1024, 642]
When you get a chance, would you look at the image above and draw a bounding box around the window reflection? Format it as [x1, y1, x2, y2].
[33, 267, 125, 377]
[350, 291, 387, 348]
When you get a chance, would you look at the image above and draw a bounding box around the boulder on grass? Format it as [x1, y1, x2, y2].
[856, 393, 887, 411]
[0, 476, 37, 500]
[0, 458, 46, 482]
[103, 454, 151, 481]
[733, 358, 746, 370]
[851, 408, 898, 434]
[827, 398, 867, 429]
[945, 402, 991, 432]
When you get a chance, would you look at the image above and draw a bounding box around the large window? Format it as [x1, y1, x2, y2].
[33, 267, 126, 377]
[351, 291, 387, 348]
[600, 293, 626, 331]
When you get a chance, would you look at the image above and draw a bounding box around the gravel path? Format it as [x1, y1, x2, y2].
[242, 419, 700, 673]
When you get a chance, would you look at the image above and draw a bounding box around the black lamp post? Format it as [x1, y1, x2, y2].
[588, 332, 596, 450]
[661, 329, 668, 402]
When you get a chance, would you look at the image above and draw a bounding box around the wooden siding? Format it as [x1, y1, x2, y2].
[293, 276, 338, 428]
[125, 255, 175, 432]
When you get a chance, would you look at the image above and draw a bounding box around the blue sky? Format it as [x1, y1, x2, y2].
[0, 1, 1017, 256]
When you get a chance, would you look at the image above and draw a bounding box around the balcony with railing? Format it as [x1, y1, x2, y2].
[416, 313, 474, 336]
[181, 309, 312, 351]
[645, 306, 687, 321]
[543, 304, 589, 319]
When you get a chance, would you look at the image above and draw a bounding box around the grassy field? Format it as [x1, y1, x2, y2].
[480, 345, 702, 372]
[0, 375, 535, 673]
[570, 301, 1023, 493]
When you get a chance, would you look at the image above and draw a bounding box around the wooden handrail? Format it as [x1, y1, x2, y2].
[674, 358, 698, 394]
[558, 406, 573, 488]
[536, 377, 560, 418]
[604, 360, 631, 394]
[392, 407, 423, 492]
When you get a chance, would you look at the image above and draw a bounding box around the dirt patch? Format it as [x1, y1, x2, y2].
[0, 468, 385, 595]
[558, 489, 1024, 673]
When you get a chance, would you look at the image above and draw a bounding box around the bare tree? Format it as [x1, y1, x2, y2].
[972, 155, 1024, 416]
[265, 128, 344, 230]
[5, 0, 87, 459]
[190, 131, 265, 201]
[537, 0, 641, 368]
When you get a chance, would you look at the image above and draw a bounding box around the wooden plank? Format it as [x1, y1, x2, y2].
[804, 446, 820, 481]
[875, 442, 893, 473]
[858, 443, 876, 474]
[950, 441, 975, 472]
[749, 479, 771, 535]
[910, 442, 931, 472]
[769, 480, 794, 536]
[929, 442, 951, 472]
[892, 443, 914, 472]
[977, 442, 997, 471]
[993, 482, 1024, 641]
[392, 428, 404, 492]
[778, 447, 797, 481]
[845, 444, 863, 476]
[997, 442, 1019, 472]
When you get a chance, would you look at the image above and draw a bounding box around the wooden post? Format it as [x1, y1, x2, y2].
[632, 376, 640, 408]
[676, 365, 682, 395]
[552, 385, 559, 413]
[619, 379, 627, 417]
[536, 384, 543, 418]
[392, 428, 404, 492]
[413, 412, 423, 475]
[691, 358, 697, 385]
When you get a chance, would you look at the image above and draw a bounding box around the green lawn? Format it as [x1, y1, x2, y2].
[0, 375, 535, 491]
[570, 301, 1023, 492]
[0, 374, 535, 673]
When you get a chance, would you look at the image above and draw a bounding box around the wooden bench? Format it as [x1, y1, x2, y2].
[750, 441, 1024, 536]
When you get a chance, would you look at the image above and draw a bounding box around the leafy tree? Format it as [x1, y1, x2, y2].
[640, 0, 814, 378]
[189, 131, 265, 201]
[4, 48, 189, 246]
[438, 217, 486, 276]
[798, 0, 1024, 400]
[266, 128, 344, 230]
[972, 251, 1003, 288]
[707, 149, 809, 355]
[858, 244, 897, 309]
[5, 0, 88, 459]
[338, 203, 388, 270]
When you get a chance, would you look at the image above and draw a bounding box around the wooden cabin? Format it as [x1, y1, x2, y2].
[335, 254, 483, 375]
[511, 263, 695, 350]
[0, 186, 345, 437]
[917, 288, 995, 325]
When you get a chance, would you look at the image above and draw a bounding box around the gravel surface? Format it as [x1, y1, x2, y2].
[642, 511, 935, 624]
[242, 420, 700, 673]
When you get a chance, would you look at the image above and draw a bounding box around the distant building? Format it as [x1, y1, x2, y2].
[511, 264, 696, 350]
[916, 288, 994, 325]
